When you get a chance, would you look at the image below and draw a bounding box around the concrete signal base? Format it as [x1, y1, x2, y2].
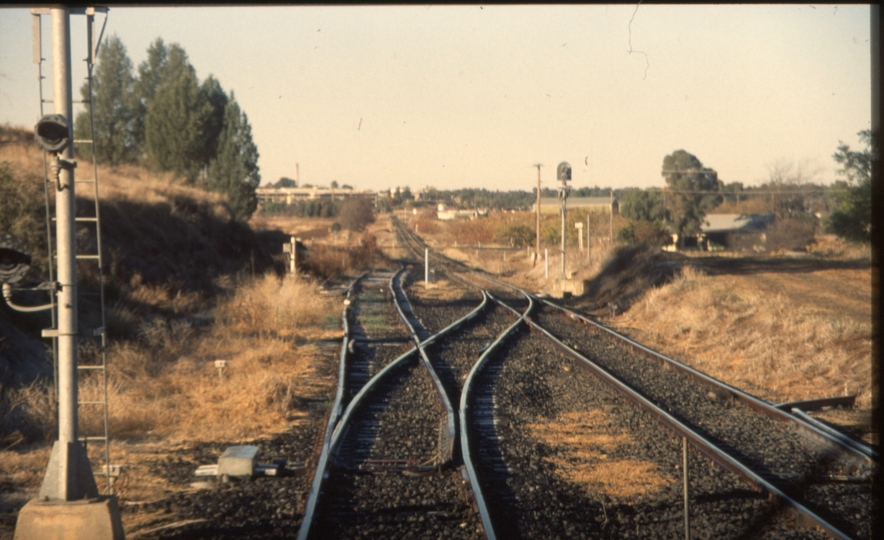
[14, 496, 125, 540]
[550, 278, 590, 299]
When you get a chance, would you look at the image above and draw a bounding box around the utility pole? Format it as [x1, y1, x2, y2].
[610, 188, 614, 244]
[534, 164, 542, 267]
[557, 162, 571, 280]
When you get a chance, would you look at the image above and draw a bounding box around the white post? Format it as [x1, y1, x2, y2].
[576, 222, 583, 252]
[587, 213, 591, 264]
[684, 437, 691, 540]
[424, 248, 429, 285]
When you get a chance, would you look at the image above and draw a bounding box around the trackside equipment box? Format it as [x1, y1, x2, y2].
[217, 445, 259, 477]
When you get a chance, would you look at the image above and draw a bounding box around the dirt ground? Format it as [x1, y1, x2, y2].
[695, 256, 871, 324]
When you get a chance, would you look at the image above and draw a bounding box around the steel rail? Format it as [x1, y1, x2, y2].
[524, 316, 855, 540]
[328, 346, 419, 453]
[536, 297, 875, 467]
[790, 407, 878, 461]
[409, 224, 874, 470]
[393, 216, 865, 538]
[297, 273, 365, 540]
[389, 267, 457, 465]
[299, 270, 490, 539]
[458, 292, 534, 540]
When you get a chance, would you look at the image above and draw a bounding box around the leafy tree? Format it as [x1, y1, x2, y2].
[338, 197, 375, 231]
[827, 130, 872, 243]
[73, 35, 143, 165]
[661, 150, 722, 244]
[207, 93, 261, 220]
[619, 188, 667, 223]
[375, 197, 392, 214]
[573, 186, 609, 198]
[144, 44, 215, 182]
[763, 158, 821, 218]
[274, 177, 297, 188]
[833, 130, 871, 185]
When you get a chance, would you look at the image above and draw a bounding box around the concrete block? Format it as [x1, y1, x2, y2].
[14, 496, 124, 540]
[217, 445, 259, 477]
[550, 278, 590, 298]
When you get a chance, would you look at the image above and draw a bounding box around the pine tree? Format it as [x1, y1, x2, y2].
[144, 44, 214, 182]
[199, 75, 229, 177]
[134, 38, 168, 151]
[73, 35, 143, 165]
[207, 93, 261, 220]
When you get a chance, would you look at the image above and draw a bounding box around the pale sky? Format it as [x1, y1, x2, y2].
[0, 5, 872, 193]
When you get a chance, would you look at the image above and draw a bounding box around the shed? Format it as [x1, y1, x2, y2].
[667, 214, 775, 251]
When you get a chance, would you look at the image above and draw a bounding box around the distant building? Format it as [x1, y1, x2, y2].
[256, 186, 375, 205]
[436, 203, 488, 221]
[665, 214, 775, 251]
[534, 197, 619, 215]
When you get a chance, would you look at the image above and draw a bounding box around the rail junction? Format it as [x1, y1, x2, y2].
[127, 216, 872, 540]
[292, 216, 873, 539]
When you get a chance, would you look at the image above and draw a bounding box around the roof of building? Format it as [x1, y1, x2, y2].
[701, 214, 775, 234]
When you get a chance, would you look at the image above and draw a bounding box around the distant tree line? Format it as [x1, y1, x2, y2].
[74, 35, 260, 220]
[261, 199, 339, 218]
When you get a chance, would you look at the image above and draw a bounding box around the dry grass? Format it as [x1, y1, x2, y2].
[614, 263, 872, 407]
[1, 274, 337, 481]
[0, 127, 359, 538]
[528, 409, 673, 500]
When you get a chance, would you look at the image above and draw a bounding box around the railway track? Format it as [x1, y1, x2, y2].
[297, 268, 490, 539]
[386, 215, 874, 540]
[135, 218, 870, 539]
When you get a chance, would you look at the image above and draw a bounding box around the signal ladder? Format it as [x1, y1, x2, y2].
[32, 6, 118, 495]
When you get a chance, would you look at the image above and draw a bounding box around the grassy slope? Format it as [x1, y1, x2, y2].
[0, 126, 353, 537]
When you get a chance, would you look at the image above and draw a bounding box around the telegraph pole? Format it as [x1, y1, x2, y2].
[534, 164, 542, 266]
[557, 162, 571, 280]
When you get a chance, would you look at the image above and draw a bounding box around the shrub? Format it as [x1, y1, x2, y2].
[448, 218, 493, 245]
[764, 216, 817, 252]
[338, 196, 375, 231]
[616, 221, 671, 247]
[0, 162, 47, 275]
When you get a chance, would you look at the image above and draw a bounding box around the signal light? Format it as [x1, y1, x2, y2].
[34, 114, 71, 153]
[0, 234, 32, 284]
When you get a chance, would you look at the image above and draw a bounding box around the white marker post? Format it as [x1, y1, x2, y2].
[425, 248, 429, 285]
[575, 222, 583, 252]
